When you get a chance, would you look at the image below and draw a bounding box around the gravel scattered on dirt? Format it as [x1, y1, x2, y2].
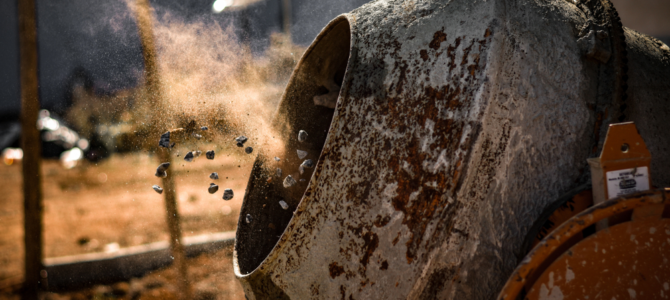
[245, 214, 253, 224]
[274, 157, 280, 162]
[279, 200, 288, 210]
[184, 152, 194, 162]
[201, 126, 208, 131]
[297, 150, 307, 159]
[244, 147, 253, 154]
[209, 172, 219, 180]
[152, 185, 163, 194]
[206, 150, 215, 160]
[300, 159, 314, 168]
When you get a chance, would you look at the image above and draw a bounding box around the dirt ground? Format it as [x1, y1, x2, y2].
[0, 148, 255, 299]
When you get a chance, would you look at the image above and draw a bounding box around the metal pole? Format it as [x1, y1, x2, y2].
[18, 0, 43, 298]
[133, 0, 190, 299]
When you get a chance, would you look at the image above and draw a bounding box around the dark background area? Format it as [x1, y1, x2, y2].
[0, 0, 667, 121]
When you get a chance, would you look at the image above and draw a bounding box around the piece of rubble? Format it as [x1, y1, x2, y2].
[297, 150, 308, 159]
[235, 136, 248, 147]
[152, 185, 163, 194]
[279, 200, 289, 210]
[206, 150, 215, 160]
[274, 157, 280, 161]
[210, 172, 219, 179]
[245, 214, 253, 224]
[283, 175, 297, 188]
[192, 133, 202, 140]
[193, 150, 202, 158]
[184, 152, 194, 162]
[299, 165, 304, 175]
[155, 162, 170, 178]
[298, 130, 308, 142]
[222, 189, 234, 200]
[245, 147, 253, 154]
[208, 183, 219, 194]
[159, 132, 170, 148]
[201, 126, 208, 131]
[301, 159, 315, 169]
[276, 168, 282, 177]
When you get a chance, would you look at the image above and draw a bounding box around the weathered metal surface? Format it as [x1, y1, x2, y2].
[498, 188, 670, 300]
[233, 0, 670, 299]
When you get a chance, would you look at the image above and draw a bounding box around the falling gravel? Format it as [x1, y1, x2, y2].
[276, 168, 282, 177]
[245, 214, 253, 224]
[274, 157, 281, 162]
[208, 183, 219, 194]
[235, 136, 248, 147]
[222, 189, 234, 200]
[184, 152, 194, 162]
[279, 200, 289, 210]
[206, 150, 215, 160]
[245, 147, 253, 154]
[283, 175, 297, 188]
[152, 185, 163, 194]
[297, 150, 308, 159]
[301, 159, 315, 168]
[155, 162, 170, 178]
[298, 130, 308, 142]
[159, 131, 170, 148]
[210, 172, 219, 180]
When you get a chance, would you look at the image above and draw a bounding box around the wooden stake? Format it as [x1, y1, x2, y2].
[18, 0, 43, 299]
[133, 0, 190, 298]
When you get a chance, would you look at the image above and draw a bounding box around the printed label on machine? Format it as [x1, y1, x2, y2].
[606, 166, 650, 199]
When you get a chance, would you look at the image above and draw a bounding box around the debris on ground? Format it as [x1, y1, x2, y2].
[235, 136, 248, 147]
[208, 183, 219, 194]
[274, 157, 280, 161]
[184, 151, 194, 162]
[245, 214, 253, 224]
[298, 130, 308, 142]
[276, 168, 282, 177]
[152, 185, 163, 194]
[245, 147, 253, 154]
[279, 200, 289, 210]
[159, 131, 170, 148]
[210, 172, 219, 180]
[283, 175, 296, 188]
[222, 189, 234, 200]
[206, 150, 215, 160]
[155, 162, 170, 178]
[201, 126, 208, 131]
[297, 150, 307, 159]
[193, 150, 202, 158]
[192, 133, 202, 140]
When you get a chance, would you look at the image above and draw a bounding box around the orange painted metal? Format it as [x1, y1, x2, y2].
[589, 122, 652, 204]
[532, 190, 594, 248]
[497, 188, 670, 300]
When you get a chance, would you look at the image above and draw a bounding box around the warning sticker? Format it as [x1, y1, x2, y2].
[606, 166, 650, 199]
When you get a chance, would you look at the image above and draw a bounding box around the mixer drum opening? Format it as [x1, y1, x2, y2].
[235, 17, 351, 275]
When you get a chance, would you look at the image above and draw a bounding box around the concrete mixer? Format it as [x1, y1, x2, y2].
[232, 0, 670, 298]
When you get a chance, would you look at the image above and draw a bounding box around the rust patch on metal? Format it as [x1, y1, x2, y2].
[429, 28, 447, 50]
[330, 262, 346, 278]
[420, 49, 429, 62]
[360, 232, 379, 267]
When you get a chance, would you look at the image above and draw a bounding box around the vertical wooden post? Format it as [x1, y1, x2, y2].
[133, 0, 190, 299]
[282, 0, 292, 37]
[18, 0, 43, 299]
